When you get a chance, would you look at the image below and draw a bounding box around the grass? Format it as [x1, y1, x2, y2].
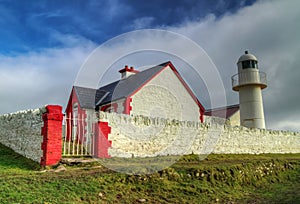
[0, 142, 299, 203]
[0, 143, 40, 174]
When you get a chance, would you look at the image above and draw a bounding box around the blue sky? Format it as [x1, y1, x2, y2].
[0, 0, 300, 132]
[0, 0, 254, 54]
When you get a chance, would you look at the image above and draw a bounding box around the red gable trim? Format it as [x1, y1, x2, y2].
[167, 62, 205, 113]
[65, 86, 76, 114]
[127, 65, 166, 99]
[127, 61, 205, 113]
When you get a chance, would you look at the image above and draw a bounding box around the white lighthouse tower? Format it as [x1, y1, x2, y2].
[232, 51, 267, 129]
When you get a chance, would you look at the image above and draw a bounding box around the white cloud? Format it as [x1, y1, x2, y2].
[0, 35, 96, 114]
[74, 29, 225, 112]
[86, 0, 300, 131]
[1, 0, 299, 132]
[165, 0, 300, 131]
[131, 17, 155, 29]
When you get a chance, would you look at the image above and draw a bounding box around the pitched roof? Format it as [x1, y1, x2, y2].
[204, 104, 239, 119]
[74, 62, 169, 109]
[98, 62, 167, 105]
[73, 86, 98, 109]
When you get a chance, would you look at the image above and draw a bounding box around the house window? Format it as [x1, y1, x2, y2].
[72, 103, 78, 141]
[242, 60, 258, 69]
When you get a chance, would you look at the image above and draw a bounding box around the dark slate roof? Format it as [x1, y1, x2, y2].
[74, 61, 169, 109]
[73, 86, 97, 109]
[204, 104, 239, 119]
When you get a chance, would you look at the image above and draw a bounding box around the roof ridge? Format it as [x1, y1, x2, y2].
[97, 61, 170, 91]
[73, 85, 97, 90]
[205, 104, 239, 112]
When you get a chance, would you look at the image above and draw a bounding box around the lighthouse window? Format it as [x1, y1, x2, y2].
[242, 60, 258, 69]
[253, 61, 258, 68]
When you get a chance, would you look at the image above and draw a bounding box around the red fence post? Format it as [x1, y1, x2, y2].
[40, 105, 64, 167]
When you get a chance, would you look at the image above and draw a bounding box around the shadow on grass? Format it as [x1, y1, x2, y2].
[0, 143, 40, 172]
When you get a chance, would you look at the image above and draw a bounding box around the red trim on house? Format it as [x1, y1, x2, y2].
[200, 111, 204, 123]
[66, 86, 114, 158]
[167, 62, 205, 113]
[65, 87, 75, 141]
[128, 66, 166, 98]
[123, 97, 132, 114]
[65, 86, 87, 144]
[94, 121, 112, 158]
[100, 103, 118, 112]
[66, 112, 72, 141]
[65, 87, 74, 115]
[119, 65, 139, 74]
[127, 62, 205, 121]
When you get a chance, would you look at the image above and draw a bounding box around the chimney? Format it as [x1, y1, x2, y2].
[118, 65, 139, 79]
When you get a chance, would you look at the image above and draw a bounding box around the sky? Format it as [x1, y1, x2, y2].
[0, 0, 299, 131]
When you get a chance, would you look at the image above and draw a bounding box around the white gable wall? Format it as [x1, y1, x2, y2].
[130, 65, 200, 122]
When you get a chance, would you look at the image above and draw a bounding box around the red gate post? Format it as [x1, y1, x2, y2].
[41, 105, 64, 166]
[94, 121, 112, 158]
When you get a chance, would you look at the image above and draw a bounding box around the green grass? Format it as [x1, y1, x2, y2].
[0, 143, 299, 203]
[0, 143, 40, 174]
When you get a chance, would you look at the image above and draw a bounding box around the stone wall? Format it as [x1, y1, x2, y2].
[0, 107, 45, 162]
[1, 106, 297, 163]
[99, 112, 300, 158]
[0, 105, 63, 166]
[214, 126, 299, 154]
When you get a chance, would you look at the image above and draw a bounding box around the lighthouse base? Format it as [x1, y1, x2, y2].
[239, 86, 266, 129]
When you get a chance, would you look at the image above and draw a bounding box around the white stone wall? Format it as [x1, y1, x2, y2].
[99, 112, 300, 158]
[203, 111, 240, 127]
[131, 65, 200, 122]
[116, 99, 125, 114]
[214, 126, 299, 154]
[0, 107, 45, 162]
[227, 110, 240, 127]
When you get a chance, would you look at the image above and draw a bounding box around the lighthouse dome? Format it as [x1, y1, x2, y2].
[237, 51, 257, 63]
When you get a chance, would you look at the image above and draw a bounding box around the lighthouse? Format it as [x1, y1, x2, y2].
[232, 51, 267, 129]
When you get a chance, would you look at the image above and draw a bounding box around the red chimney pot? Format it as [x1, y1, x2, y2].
[118, 65, 139, 75]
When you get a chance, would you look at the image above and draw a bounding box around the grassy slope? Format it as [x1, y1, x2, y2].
[0, 143, 299, 204]
[0, 143, 40, 174]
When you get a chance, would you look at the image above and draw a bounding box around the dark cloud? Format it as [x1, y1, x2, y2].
[0, 0, 256, 54]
